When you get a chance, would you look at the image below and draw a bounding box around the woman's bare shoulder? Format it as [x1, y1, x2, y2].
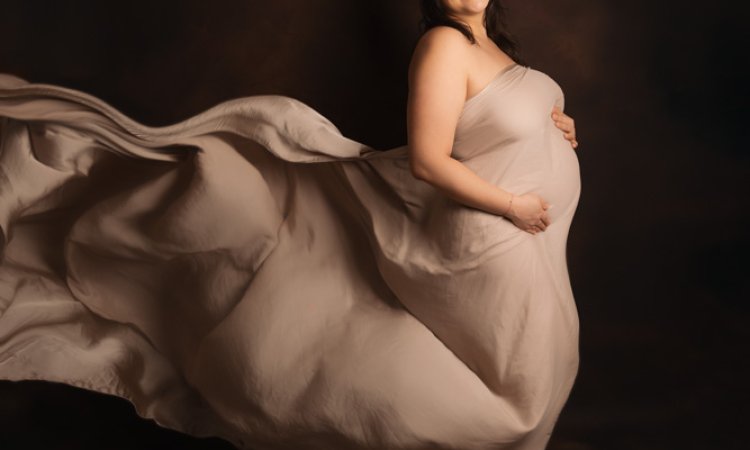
[411, 26, 471, 71]
[415, 25, 471, 54]
[419, 25, 471, 44]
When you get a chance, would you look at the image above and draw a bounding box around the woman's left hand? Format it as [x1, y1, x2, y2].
[551, 106, 578, 150]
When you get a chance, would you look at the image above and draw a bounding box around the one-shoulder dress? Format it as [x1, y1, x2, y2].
[0, 62, 581, 450]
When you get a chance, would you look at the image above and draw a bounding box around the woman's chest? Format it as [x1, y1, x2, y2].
[453, 70, 565, 149]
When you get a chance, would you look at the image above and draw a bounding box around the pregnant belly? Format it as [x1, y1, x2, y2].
[535, 129, 581, 221]
[447, 128, 580, 257]
[446, 138, 576, 256]
[490, 129, 581, 224]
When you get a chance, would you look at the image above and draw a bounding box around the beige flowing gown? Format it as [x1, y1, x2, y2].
[0, 62, 581, 450]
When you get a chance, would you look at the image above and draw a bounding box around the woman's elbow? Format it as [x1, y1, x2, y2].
[410, 160, 428, 181]
[410, 154, 450, 182]
[409, 159, 435, 182]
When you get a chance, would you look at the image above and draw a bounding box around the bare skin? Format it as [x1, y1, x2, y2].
[407, 0, 578, 235]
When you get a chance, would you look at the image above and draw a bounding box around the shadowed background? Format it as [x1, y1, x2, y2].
[0, 0, 747, 449]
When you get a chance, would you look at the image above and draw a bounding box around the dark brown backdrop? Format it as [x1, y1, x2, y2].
[1, 1, 747, 449]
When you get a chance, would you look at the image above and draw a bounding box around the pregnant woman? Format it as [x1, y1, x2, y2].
[0, 0, 581, 449]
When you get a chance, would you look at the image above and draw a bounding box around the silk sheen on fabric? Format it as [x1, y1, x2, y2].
[0, 63, 581, 450]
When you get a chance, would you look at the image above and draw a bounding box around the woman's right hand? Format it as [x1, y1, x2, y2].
[505, 193, 551, 234]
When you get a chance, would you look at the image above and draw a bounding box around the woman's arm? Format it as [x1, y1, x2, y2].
[407, 27, 551, 233]
[407, 27, 515, 217]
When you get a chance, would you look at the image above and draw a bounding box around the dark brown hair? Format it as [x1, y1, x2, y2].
[418, 0, 526, 66]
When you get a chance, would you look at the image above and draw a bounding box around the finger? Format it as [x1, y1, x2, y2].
[572, 140, 579, 149]
[564, 131, 576, 140]
[558, 123, 575, 137]
[554, 119, 572, 131]
[558, 117, 575, 133]
[563, 115, 575, 127]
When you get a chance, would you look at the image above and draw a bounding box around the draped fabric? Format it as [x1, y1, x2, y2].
[0, 63, 580, 450]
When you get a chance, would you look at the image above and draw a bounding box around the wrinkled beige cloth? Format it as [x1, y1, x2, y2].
[0, 63, 580, 450]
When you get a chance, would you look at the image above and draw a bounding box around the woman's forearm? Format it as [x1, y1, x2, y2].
[412, 155, 513, 216]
